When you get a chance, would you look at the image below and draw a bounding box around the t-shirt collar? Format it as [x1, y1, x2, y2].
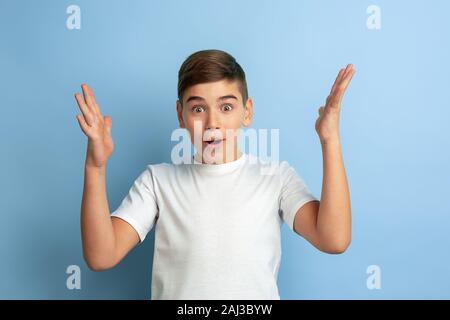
[191, 152, 247, 174]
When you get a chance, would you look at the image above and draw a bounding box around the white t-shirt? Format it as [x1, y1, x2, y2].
[110, 152, 318, 299]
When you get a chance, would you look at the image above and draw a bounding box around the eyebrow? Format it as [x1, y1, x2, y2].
[185, 94, 238, 104]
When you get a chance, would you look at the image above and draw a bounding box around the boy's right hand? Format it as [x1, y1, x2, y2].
[75, 84, 114, 168]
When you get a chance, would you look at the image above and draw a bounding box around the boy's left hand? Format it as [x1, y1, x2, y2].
[315, 64, 355, 145]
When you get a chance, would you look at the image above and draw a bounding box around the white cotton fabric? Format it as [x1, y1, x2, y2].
[110, 152, 318, 300]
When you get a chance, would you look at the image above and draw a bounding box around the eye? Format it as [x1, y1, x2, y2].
[192, 106, 205, 113]
[222, 104, 233, 112]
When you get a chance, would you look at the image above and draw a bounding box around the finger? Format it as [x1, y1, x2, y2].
[330, 68, 345, 94]
[81, 84, 101, 118]
[327, 90, 342, 109]
[339, 64, 352, 81]
[76, 114, 90, 135]
[331, 64, 353, 94]
[318, 106, 325, 116]
[340, 64, 354, 85]
[327, 64, 355, 109]
[75, 92, 95, 126]
[325, 93, 333, 106]
[86, 84, 103, 117]
[333, 68, 355, 107]
[336, 67, 355, 98]
[104, 116, 112, 135]
[343, 63, 352, 76]
[337, 68, 355, 105]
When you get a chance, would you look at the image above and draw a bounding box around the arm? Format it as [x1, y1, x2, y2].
[293, 64, 355, 254]
[81, 164, 140, 271]
[294, 140, 351, 254]
[76, 84, 140, 271]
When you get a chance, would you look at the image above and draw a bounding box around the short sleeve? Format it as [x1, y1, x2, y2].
[278, 161, 318, 232]
[110, 166, 159, 244]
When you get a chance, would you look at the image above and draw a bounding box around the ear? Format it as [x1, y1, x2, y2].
[176, 100, 185, 128]
[242, 98, 253, 127]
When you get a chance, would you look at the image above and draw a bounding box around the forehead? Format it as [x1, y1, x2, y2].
[183, 79, 241, 104]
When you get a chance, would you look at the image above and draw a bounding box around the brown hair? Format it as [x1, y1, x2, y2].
[177, 49, 248, 106]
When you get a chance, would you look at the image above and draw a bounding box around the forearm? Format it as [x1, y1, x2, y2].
[316, 139, 352, 252]
[80, 162, 116, 270]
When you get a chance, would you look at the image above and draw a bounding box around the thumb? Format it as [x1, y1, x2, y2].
[104, 116, 112, 134]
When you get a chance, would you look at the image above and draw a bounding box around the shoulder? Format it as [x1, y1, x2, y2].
[146, 161, 174, 172]
[144, 160, 190, 179]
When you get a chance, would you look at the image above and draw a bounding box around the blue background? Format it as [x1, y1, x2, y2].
[1, 0, 449, 299]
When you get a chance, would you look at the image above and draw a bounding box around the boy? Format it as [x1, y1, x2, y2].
[74, 49, 354, 299]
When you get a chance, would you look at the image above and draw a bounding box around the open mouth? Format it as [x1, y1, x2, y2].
[204, 138, 226, 146]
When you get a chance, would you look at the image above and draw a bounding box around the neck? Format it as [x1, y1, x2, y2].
[194, 149, 243, 164]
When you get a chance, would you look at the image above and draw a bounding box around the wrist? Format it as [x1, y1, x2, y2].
[84, 162, 106, 172]
[320, 137, 341, 147]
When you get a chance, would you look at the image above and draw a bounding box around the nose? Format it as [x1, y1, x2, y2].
[205, 109, 221, 131]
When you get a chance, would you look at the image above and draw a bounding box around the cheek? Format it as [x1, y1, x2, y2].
[223, 112, 244, 128]
[185, 118, 205, 140]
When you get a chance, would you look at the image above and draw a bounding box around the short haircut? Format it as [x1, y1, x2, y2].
[177, 49, 248, 106]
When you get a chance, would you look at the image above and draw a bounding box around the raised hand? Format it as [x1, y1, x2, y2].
[315, 64, 355, 145]
[75, 84, 114, 168]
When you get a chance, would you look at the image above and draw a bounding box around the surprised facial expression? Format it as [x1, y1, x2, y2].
[176, 79, 253, 164]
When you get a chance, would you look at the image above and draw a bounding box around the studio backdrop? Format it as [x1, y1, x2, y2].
[1, 0, 449, 299]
